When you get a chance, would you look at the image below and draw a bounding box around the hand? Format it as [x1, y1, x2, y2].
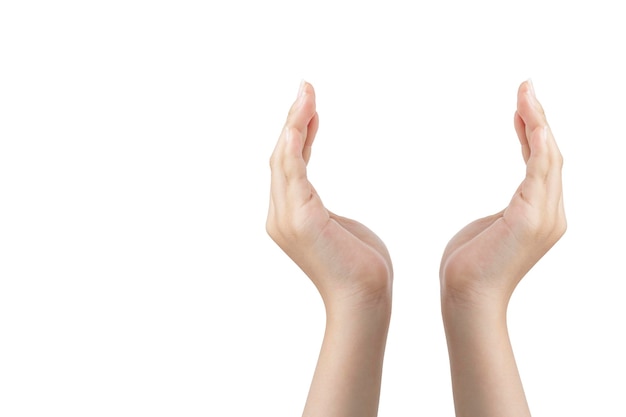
[267, 81, 392, 417]
[266, 81, 393, 312]
[439, 80, 566, 417]
[440, 80, 566, 310]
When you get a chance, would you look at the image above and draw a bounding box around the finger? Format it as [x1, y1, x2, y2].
[521, 122, 563, 210]
[303, 111, 319, 165]
[282, 127, 310, 201]
[269, 81, 318, 206]
[516, 81, 563, 206]
[271, 81, 315, 162]
[545, 125, 564, 209]
[520, 125, 550, 205]
[516, 80, 548, 140]
[285, 81, 317, 141]
[518, 81, 562, 175]
[514, 111, 530, 163]
[282, 83, 317, 196]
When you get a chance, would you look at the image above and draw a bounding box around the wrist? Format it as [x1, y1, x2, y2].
[323, 297, 392, 362]
[317, 270, 393, 318]
[440, 287, 508, 327]
[303, 283, 391, 417]
[325, 292, 392, 324]
[439, 273, 515, 321]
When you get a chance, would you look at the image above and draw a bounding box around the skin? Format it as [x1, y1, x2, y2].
[267, 81, 393, 417]
[267, 79, 565, 417]
[439, 80, 566, 417]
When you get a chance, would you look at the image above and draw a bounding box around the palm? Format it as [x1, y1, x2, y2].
[440, 188, 533, 299]
[290, 179, 392, 302]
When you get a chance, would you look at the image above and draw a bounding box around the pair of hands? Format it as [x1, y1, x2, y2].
[267, 80, 566, 313]
[266, 80, 565, 417]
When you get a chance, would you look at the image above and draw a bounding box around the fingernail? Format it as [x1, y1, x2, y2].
[527, 78, 536, 99]
[297, 79, 306, 98]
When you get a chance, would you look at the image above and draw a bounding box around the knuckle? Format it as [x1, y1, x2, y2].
[536, 101, 546, 116]
[557, 152, 564, 169]
[269, 151, 280, 171]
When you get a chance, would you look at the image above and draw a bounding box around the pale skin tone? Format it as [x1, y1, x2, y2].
[267, 80, 393, 417]
[267, 80, 565, 417]
[440, 80, 566, 417]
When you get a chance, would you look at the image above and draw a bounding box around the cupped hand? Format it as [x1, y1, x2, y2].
[440, 81, 566, 309]
[267, 82, 393, 311]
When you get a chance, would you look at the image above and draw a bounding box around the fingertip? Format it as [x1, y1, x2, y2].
[516, 80, 548, 132]
[299, 82, 316, 112]
[300, 80, 315, 94]
[295, 80, 316, 106]
[516, 81, 535, 113]
[297, 79, 306, 98]
[527, 78, 536, 98]
[518, 79, 534, 98]
[285, 81, 317, 138]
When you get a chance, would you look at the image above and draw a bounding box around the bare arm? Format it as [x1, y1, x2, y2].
[439, 80, 566, 417]
[267, 81, 393, 417]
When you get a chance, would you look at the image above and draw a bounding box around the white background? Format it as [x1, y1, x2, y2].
[1, 1, 624, 416]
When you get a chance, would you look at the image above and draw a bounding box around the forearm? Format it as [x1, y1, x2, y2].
[302, 299, 391, 417]
[441, 298, 530, 417]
